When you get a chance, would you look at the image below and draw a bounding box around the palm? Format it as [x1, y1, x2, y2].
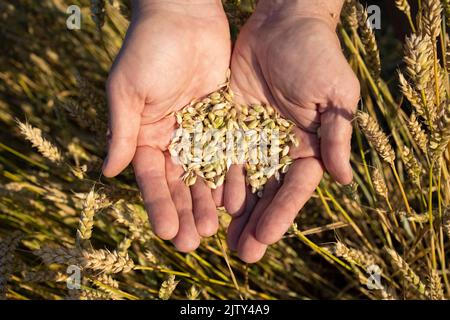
[104, 8, 231, 251]
[224, 16, 360, 263]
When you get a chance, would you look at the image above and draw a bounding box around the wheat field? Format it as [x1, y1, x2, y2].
[0, 0, 449, 300]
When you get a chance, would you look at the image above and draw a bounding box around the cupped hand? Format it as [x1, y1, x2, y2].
[224, 10, 360, 262]
[102, 1, 231, 252]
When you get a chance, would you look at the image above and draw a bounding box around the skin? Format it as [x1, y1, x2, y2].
[102, 0, 231, 252]
[224, 0, 361, 263]
[103, 0, 360, 262]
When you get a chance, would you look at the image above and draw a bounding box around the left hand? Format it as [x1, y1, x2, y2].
[224, 4, 360, 263]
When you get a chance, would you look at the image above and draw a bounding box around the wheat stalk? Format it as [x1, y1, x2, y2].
[16, 120, 63, 163]
[407, 113, 429, 154]
[422, 0, 442, 40]
[385, 247, 426, 295]
[355, 2, 381, 81]
[334, 242, 376, 268]
[34, 246, 134, 274]
[427, 269, 444, 300]
[402, 146, 422, 185]
[76, 189, 110, 247]
[159, 275, 179, 300]
[371, 167, 388, 199]
[356, 111, 395, 164]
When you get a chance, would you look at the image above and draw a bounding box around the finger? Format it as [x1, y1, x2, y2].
[103, 81, 143, 177]
[165, 153, 200, 252]
[226, 189, 257, 251]
[190, 178, 219, 237]
[288, 127, 320, 160]
[255, 158, 323, 245]
[237, 179, 280, 263]
[211, 185, 224, 207]
[133, 147, 178, 240]
[224, 164, 247, 217]
[320, 107, 354, 184]
[137, 116, 177, 150]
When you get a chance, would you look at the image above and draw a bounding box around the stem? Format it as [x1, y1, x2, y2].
[390, 163, 411, 214]
[428, 163, 437, 269]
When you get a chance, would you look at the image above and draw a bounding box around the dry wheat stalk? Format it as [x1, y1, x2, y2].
[16, 120, 63, 163]
[187, 285, 200, 300]
[385, 247, 426, 295]
[407, 113, 429, 154]
[34, 246, 81, 266]
[34, 246, 134, 274]
[76, 189, 110, 248]
[341, 0, 358, 32]
[144, 249, 158, 265]
[356, 111, 395, 164]
[0, 231, 22, 299]
[159, 275, 179, 300]
[429, 104, 450, 161]
[404, 34, 433, 91]
[402, 146, 422, 185]
[399, 72, 425, 116]
[371, 167, 388, 199]
[427, 269, 444, 300]
[334, 242, 376, 268]
[355, 2, 381, 81]
[93, 274, 120, 300]
[23, 270, 67, 283]
[422, 0, 442, 40]
[82, 249, 134, 274]
[395, 0, 411, 13]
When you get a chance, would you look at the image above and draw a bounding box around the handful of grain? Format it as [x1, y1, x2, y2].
[169, 84, 299, 196]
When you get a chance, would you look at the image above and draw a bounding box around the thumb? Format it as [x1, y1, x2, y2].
[102, 82, 143, 178]
[320, 107, 354, 185]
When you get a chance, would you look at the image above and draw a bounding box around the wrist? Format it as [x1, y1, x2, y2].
[254, 0, 344, 29]
[132, 0, 225, 18]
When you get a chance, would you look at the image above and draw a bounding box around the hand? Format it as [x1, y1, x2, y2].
[224, 0, 360, 262]
[102, 0, 231, 252]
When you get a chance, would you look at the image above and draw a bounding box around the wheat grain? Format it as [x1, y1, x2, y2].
[170, 85, 297, 195]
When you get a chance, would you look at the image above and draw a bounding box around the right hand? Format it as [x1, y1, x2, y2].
[102, 0, 231, 252]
